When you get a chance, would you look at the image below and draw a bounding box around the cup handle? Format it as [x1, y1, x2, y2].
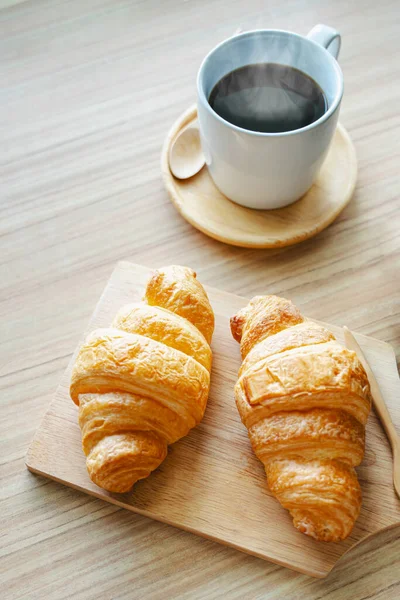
[307, 24, 341, 59]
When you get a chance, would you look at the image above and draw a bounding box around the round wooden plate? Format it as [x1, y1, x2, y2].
[161, 105, 357, 248]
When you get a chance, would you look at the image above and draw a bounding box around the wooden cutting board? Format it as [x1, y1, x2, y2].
[26, 262, 400, 578]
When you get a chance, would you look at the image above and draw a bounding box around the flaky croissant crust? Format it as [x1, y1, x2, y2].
[70, 266, 214, 493]
[231, 295, 371, 542]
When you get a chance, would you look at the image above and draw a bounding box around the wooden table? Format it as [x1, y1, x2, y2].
[1, 0, 399, 598]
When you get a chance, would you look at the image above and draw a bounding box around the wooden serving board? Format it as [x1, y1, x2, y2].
[26, 262, 400, 578]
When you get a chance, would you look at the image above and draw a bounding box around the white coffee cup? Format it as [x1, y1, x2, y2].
[197, 25, 343, 209]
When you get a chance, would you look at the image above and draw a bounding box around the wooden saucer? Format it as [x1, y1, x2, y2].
[161, 106, 357, 248]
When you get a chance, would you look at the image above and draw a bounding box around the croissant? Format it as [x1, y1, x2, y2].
[230, 295, 371, 542]
[70, 265, 214, 493]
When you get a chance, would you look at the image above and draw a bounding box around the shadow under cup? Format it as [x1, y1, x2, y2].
[197, 30, 344, 210]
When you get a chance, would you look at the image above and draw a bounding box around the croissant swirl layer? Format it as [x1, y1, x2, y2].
[249, 409, 365, 466]
[112, 303, 212, 371]
[266, 459, 362, 543]
[236, 341, 370, 427]
[70, 266, 214, 493]
[231, 295, 371, 542]
[145, 265, 214, 344]
[70, 328, 209, 426]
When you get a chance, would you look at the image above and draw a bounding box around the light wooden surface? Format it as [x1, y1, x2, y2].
[26, 262, 400, 578]
[1, 0, 399, 598]
[162, 107, 357, 248]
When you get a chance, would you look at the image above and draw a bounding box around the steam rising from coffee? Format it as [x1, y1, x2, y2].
[208, 35, 327, 133]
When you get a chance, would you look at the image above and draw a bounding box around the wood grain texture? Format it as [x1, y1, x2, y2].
[162, 106, 357, 248]
[26, 261, 400, 578]
[1, 0, 399, 598]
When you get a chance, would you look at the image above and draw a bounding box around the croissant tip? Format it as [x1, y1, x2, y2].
[230, 313, 244, 343]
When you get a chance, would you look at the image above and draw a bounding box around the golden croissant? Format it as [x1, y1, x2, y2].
[231, 295, 371, 542]
[70, 265, 214, 493]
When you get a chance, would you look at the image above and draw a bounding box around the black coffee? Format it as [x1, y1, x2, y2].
[208, 63, 327, 133]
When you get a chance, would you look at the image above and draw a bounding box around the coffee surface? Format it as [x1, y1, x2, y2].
[208, 63, 327, 133]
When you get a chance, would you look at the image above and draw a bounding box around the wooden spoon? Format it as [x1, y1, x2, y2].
[169, 121, 205, 179]
[343, 326, 400, 499]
